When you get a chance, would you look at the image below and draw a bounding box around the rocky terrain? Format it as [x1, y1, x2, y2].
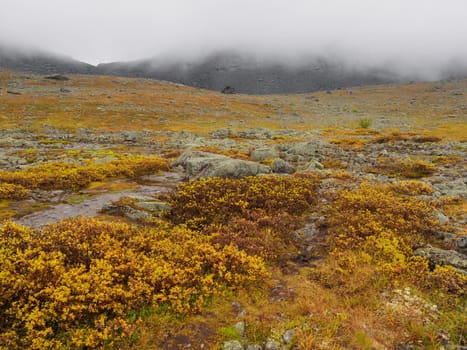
[0, 70, 465, 349]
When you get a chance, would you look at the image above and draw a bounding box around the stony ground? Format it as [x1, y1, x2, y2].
[0, 71, 465, 349]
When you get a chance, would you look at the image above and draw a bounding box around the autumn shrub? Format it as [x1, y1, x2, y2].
[206, 211, 303, 260]
[194, 146, 250, 160]
[0, 156, 169, 192]
[329, 137, 367, 149]
[358, 117, 372, 129]
[371, 130, 410, 144]
[367, 157, 436, 178]
[314, 182, 465, 301]
[327, 182, 439, 248]
[166, 176, 318, 260]
[0, 218, 267, 349]
[389, 180, 434, 196]
[432, 154, 462, 166]
[166, 175, 318, 229]
[0, 183, 29, 200]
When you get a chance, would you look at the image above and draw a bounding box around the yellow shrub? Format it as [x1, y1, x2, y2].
[0, 218, 267, 349]
[327, 182, 439, 248]
[0, 183, 29, 199]
[0, 156, 169, 191]
[367, 157, 436, 178]
[167, 175, 318, 229]
[389, 180, 434, 196]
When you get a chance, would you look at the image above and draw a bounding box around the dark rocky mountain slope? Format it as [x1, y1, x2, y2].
[1, 44, 466, 94]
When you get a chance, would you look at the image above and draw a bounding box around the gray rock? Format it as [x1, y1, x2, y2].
[134, 200, 171, 213]
[305, 160, 324, 170]
[271, 159, 295, 174]
[173, 151, 227, 175]
[264, 340, 281, 350]
[7, 90, 21, 95]
[238, 128, 272, 139]
[121, 131, 140, 143]
[235, 321, 245, 337]
[282, 329, 295, 344]
[199, 159, 270, 178]
[224, 340, 244, 350]
[246, 345, 262, 350]
[101, 203, 152, 221]
[285, 140, 329, 157]
[250, 147, 279, 161]
[174, 151, 270, 178]
[414, 246, 467, 273]
[210, 128, 237, 138]
[434, 210, 449, 225]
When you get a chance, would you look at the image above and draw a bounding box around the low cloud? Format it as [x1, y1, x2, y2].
[1, 0, 466, 78]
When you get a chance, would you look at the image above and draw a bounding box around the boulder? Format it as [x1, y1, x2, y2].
[250, 147, 279, 161]
[223, 340, 243, 350]
[271, 159, 295, 174]
[174, 151, 270, 178]
[304, 160, 324, 171]
[414, 246, 467, 273]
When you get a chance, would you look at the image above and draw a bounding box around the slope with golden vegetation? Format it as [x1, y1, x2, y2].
[0, 71, 465, 349]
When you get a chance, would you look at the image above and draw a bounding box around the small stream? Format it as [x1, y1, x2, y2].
[15, 172, 184, 229]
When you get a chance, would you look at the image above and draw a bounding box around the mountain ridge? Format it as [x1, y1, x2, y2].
[1, 44, 466, 94]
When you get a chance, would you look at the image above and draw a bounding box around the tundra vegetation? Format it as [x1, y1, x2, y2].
[0, 71, 465, 349]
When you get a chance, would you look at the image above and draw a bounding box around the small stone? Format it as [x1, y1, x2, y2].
[223, 340, 244, 350]
[235, 321, 245, 337]
[246, 345, 262, 350]
[434, 210, 449, 225]
[264, 340, 281, 350]
[282, 329, 295, 344]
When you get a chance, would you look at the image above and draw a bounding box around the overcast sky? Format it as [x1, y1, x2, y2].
[1, 0, 466, 69]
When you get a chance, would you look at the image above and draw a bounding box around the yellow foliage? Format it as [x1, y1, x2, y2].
[0, 218, 267, 349]
[0, 156, 169, 192]
[167, 175, 318, 229]
[367, 157, 436, 178]
[327, 182, 439, 247]
[389, 180, 434, 196]
[0, 183, 29, 199]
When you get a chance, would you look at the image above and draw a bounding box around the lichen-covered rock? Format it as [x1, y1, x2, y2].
[414, 246, 467, 273]
[264, 340, 281, 350]
[224, 340, 244, 350]
[250, 147, 279, 161]
[174, 151, 270, 178]
[271, 158, 295, 174]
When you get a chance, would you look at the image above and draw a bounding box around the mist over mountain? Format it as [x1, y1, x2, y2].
[0, 44, 95, 75]
[1, 44, 467, 94]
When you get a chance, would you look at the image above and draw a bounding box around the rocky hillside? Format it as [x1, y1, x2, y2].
[2, 44, 467, 93]
[0, 45, 95, 75]
[95, 51, 399, 94]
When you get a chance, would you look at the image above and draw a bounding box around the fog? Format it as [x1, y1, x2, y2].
[1, 0, 466, 78]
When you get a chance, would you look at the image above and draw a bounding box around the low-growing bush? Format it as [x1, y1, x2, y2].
[358, 117, 372, 129]
[0, 156, 169, 192]
[389, 180, 434, 196]
[327, 182, 439, 248]
[0, 218, 267, 349]
[166, 175, 318, 229]
[0, 183, 29, 200]
[367, 157, 436, 178]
